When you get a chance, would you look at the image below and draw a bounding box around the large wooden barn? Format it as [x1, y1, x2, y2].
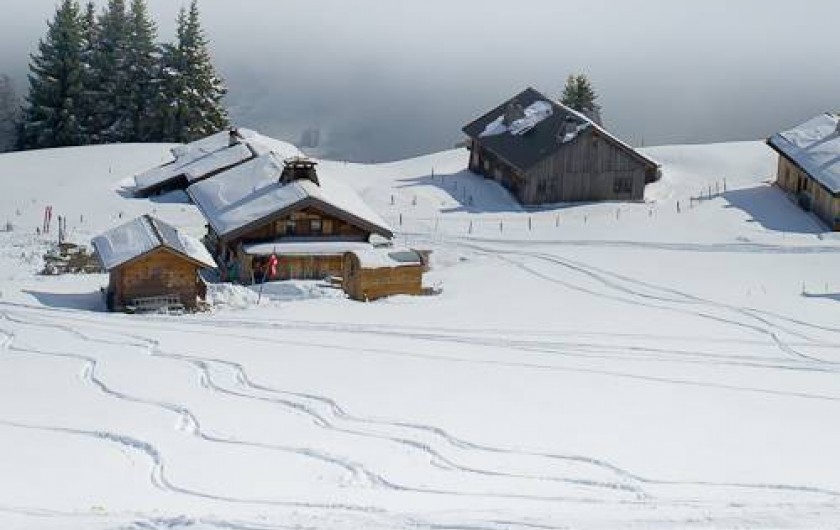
[767, 113, 840, 230]
[462, 87, 660, 204]
[133, 128, 273, 197]
[92, 215, 218, 311]
[342, 248, 426, 301]
[188, 155, 395, 283]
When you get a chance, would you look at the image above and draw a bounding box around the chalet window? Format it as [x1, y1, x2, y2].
[322, 219, 333, 235]
[613, 177, 633, 195]
[285, 220, 297, 235]
[310, 218, 322, 234]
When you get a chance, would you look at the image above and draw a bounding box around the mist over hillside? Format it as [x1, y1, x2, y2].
[3, 0, 840, 161]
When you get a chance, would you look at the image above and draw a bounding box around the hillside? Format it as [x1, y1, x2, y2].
[1, 140, 840, 530]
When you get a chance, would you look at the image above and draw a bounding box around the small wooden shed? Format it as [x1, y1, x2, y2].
[342, 248, 426, 301]
[767, 113, 840, 230]
[92, 215, 218, 312]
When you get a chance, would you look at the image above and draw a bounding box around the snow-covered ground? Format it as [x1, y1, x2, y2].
[1, 140, 840, 529]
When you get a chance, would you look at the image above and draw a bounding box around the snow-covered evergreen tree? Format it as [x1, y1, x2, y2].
[90, 0, 131, 142]
[155, 1, 228, 142]
[124, 0, 160, 142]
[0, 74, 20, 152]
[561, 74, 602, 125]
[18, 0, 86, 149]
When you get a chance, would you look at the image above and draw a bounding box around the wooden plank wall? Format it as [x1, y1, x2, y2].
[342, 253, 423, 301]
[523, 130, 646, 203]
[236, 208, 368, 243]
[113, 249, 201, 309]
[776, 156, 840, 229]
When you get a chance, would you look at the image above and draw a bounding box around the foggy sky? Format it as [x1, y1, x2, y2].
[2, 0, 839, 161]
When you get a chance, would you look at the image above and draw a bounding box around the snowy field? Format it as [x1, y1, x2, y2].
[1, 140, 840, 529]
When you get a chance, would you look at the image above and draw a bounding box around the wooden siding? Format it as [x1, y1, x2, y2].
[108, 248, 204, 310]
[775, 155, 840, 230]
[227, 207, 368, 247]
[469, 143, 528, 202]
[342, 253, 423, 301]
[215, 205, 377, 283]
[469, 130, 649, 204]
[242, 253, 344, 283]
[523, 130, 646, 203]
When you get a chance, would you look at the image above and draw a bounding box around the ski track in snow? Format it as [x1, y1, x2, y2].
[4, 225, 840, 526]
[2, 292, 840, 526]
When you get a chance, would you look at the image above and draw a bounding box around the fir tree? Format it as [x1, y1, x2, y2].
[561, 74, 602, 125]
[156, 1, 228, 142]
[0, 74, 20, 152]
[124, 0, 159, 142]
[90, 0, 131, 142]
[78, 1, 100, 143]
[19, 0, 86, 149]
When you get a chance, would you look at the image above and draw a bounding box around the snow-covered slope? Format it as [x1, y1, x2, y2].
[1, 140, 840, 530]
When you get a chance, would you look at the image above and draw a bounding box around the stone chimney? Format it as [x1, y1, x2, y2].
[228, 128, 240, 147]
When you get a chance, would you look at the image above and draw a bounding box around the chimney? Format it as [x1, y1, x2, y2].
[503, 102, 526, 126]
[228, 127, 240, 147]
[280, 156, 320, 186]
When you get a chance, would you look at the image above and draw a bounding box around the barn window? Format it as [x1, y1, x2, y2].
[285, 220, 297, 235]
[310, 218, 322, 234]
[613, 177, 633, 194]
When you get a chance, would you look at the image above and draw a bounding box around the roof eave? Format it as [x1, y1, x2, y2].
[218, 196, 393, 244]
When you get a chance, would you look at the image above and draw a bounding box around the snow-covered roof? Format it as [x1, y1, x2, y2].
[480, 100, 554, 138]
[91, 215, 217, 271]
[188, 153, 393, 240]
[134, 141, 258, 191]
[170, 128, 257, 159]
[350, 248, 423, 269]
[243, 240, 373, 257]
[132, 128, 300, 194]
[767, 113, 840, 194]
[463, 87, 659, 172]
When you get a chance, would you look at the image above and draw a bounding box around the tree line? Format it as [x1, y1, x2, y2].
[8, 0, 228, 152]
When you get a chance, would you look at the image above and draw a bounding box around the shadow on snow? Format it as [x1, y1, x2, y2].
[722, 184, 825, 234]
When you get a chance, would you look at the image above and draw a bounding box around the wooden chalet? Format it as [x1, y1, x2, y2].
[342, 248, 426, 301]
[462, 87, 660, 205]
[92, 215, 218, 312]
[133, 128, 271, 197]
[188, 154, 394, 283]
[767, 113, 840, 230]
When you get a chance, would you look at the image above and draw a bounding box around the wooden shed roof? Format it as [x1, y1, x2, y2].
[91, 215, 217, 271]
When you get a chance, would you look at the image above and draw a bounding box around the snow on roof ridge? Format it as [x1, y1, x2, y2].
[92, 214, 216, 271]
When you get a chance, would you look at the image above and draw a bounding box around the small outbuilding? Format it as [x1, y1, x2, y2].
[342, 248, 426, 301]
[92, 215, 218, 312]
[767, 113, 840, 230]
